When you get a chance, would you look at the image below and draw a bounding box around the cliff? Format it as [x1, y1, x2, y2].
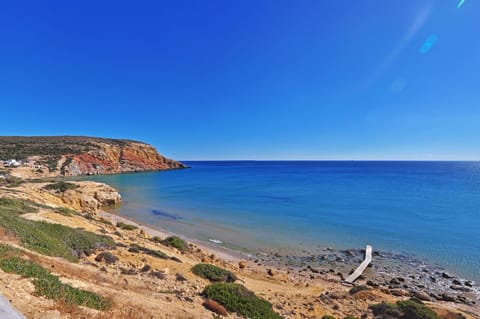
[0, 136, 186, 177]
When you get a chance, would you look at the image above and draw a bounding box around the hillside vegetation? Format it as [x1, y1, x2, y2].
[0, 136, 137, 160]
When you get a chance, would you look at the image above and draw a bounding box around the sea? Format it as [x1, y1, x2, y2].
[81, 161, 480, 282]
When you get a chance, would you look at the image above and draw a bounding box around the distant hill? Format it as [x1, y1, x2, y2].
[0, 136, 186, 177]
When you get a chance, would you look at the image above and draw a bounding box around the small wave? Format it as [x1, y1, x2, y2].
[208, 239, 223, 244]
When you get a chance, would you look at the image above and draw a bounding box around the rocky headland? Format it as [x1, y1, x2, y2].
[0, 136, 186, 178]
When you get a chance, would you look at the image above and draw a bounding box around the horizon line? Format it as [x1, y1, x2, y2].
[179, 159, 480, 162]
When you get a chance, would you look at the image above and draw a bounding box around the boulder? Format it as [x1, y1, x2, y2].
[442, 272, 454, 279]
[95, 251, 118, 264]
[239, 260, 247, 269]
[411, 290, 432, 301]
[440, 293, 456, 302]
[390, 289, 409, 297]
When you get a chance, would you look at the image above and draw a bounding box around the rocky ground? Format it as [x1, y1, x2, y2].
[252, 247, 479, 313]
[0, 180, 478, 319]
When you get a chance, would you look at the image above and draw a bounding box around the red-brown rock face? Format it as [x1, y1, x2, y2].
[60, 141, 186, 176]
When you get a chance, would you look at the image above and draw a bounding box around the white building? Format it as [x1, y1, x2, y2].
[4, 159, 21, 167]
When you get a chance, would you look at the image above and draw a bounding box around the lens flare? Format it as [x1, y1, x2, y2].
[457, 0, 465, 8]
[420, 34, 438, 54]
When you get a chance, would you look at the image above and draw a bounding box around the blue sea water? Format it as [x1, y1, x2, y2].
[84, 161, 480, 281]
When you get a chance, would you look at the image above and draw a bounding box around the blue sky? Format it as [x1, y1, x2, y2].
[1, 1, 479, 160]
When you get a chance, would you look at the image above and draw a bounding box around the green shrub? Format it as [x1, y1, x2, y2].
[43, 182, 78, 193]
[344, 317, 359, 319]
[0, 198, 38, 213]
[0, 256, 109, 310]
[116, 221, 138, 231]
[322, 316, 336, 319]
[129, 244, 169, 259]
[0, 257, 51, 278]
[0, 244, 20, 258]
[5, 177, 23, 188]
[150, 236, 162, 243]
[192, 263, 237, 283]
[349, 285, 369, 294]
[369, 298, 440, 319]
[0, 210, 115, 261]
[97, 218, 113, 226]
[160, 236, 188, 251]
[202, 283, 282, 319]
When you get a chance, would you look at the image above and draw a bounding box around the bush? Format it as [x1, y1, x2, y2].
[202, 283, 282, 319]
[322, 316, 336, 319]
[192, 263, 237, 283]
[369, 298, 440, 319]
[0, 209, 115, 261]
[0, 244, 20, 258]
[0, 256, 109, 310]
[97, 218, 113, 226]
[349, 285, 370, 294]
[0, 198, 38, 213]
[43, 181, 78, 193]
[151, 236, 162, 243]
[5, 177, 23, 188]
[129, 244, 169, 259]
[160, 236, 188, 251]
[116, 221, 138, 231]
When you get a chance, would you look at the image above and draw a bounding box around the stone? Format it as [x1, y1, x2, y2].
[170, 256, 183, 263]
[175, 273, 187, 282]
[128, 246, 140, 253]
[140, 265, 151, 272]
[389, 278, 401, 285]
[452, 279, 462, 285]
[442, 272, 454, 279]
[94, 251, 118, 264]
[150, 271, 165, 279]
[390, 289, 409, 297]
[120, 268, 136, 276]
[440, 293, 456, 302]
[450, 285, 472, 292]
[239, 260, 247, 269]
[411, 290, 431, 301]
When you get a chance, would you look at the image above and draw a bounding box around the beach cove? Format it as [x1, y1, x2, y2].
[83, 161, 480, 284]
[0, 173, 478, 318]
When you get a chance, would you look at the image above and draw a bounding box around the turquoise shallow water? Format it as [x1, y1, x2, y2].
[83, 161, 480, 282]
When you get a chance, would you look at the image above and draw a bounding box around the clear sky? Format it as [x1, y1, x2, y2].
[1, 1, 479, 160]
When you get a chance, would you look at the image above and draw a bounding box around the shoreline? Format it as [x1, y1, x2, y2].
[98, 209, 248, 263]
[99, 206, 480, 310]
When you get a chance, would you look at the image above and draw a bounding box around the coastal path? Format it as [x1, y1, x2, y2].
[343, 245, 372, 285]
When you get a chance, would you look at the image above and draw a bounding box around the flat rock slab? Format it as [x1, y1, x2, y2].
[0, 295, 25, 319]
